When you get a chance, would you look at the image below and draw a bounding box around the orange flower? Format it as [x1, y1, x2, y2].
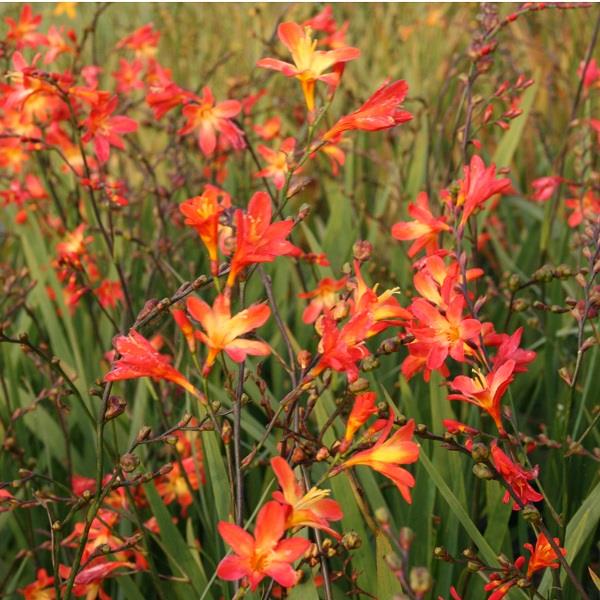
[227, 191, 300, 288]
[351, 260, 411, 336]
[337, 418, 419, 503]
[172, 308, 196, 353]
[298, 276, 348, 324]
[408, 296, 481, 369]
[391, 192, 451, 257]
[447, 155, 512, 227]
[179, 86, 244, 157]
[271, 457, 343, 537]
[81, 96, 138, 164]
[5, 4, 46, 49]
[341, 391, 378, 451]
[254, 116, 281, 141]
[187, 294, 270, 375]
[155, 456, 205, 513]
[448, 360, 516, 434]
[311, 310, 371, 382]
[116, 23, 160, 59]
[216, 501, 311, 591]
[323, 79, 412, 141]
[104, 329, 201, 398]
[257, 21, 360, 111]
[255, 137, 298, 190]
[179, 185, 231, 275]
[490, 442, 543, 510]
[18, 568, 55, 600]
[524, 533, 566, 578]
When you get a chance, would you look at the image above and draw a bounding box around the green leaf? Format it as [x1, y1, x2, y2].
[376, 534, 403, 597]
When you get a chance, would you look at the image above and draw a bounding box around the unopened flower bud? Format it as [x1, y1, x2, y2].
[467, 560, 481, 572]
[136, 426, 152, 443]
[120, 453, 140, 473]
[315, 447, 330, 461]
[297, 350, 311, 370]
[522, 504, 541, 523]
[348, 378, 369, 393]
[375, 507, 390, 526]
[409, 567, 432, 594]
[470, 442, 489, 463]
[353, 240, 372, 262]
[221, 420, 232, 444]
[342, 531, 362, 550]
[472, 463, 495, 480]
[399, 527, 415, 551]
[105, 396, 127, 421]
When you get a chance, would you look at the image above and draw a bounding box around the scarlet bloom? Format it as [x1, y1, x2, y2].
[351, 260, 411, 336]
[490, 442, 543, 510]
[448, 360, 516, 434]
[5, 4, 46, 49]
[227, 191, 300, 288]
[254, 116, 281, 141]
[337, 418, 419, 503]
[442, 419, 479, 436]
[187, 294, 270, 375]
[298, 276, 348, 324]
[59, 559, 138, 600]
[104, 329, 201, 398]
[530, 176, 563, 202]
[18, 568, 55, 600]
[565, 190, 600, 228]
[450, 155, 512, 227]
[172, 308, 196, 353]
[391, 192, 451, 257]
[255, 137, 298, 190]
[270, 457, 343, 537]
[341, 391, 378, 451]
[179, 86, 245, 157]
[81, 96, 138, 164]
[216, 501, 311, 591]
[155, 455, 205, 513]
[408, 296, 481, 369]
[524, 533, 566, 578]
[323, 79, 412, 141]
[311, 311, 371, 382]
[257, 21, 360, 111]
[578, 57, 600, 90]
[179, 185, 231, 275]
[116, 23, 160, 59]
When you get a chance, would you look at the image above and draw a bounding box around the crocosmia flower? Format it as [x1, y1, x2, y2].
[187, 294, 271, 375]
[490, 442, 543, 510]
[104, 329, 201, 398]
[270, 456, 343, 537]
[336, 417, 419, 503]
[216, 501, 311, 591]
[524, 533, 566, 578]
[179, 86, 245, 157]
[257, 21, 360, 111]
[323, 79, 412, 141]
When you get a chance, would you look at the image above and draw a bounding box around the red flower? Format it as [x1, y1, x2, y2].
[104, 329, 201, 398]
[216, 501, 311, 591]
[59, 559, 138, 600]
[392, 192, 451, 257]
[179, 86, 244, 157]
[298, 276, 348, 324]
[449, 155, 512, 227]
[112, 58, 145, 94]
[448, 360, 516, 434]
[257, 21, 360, 112]
[81, 96, 138, 164]
[227, 191, 300, 288]
[578, 57, 600, 90]
[311, 310, 371, 382]
[341, 391, 378, 451]
[18, 568, 55, 600]
[337, 418, 419, 503]
[116, 23, 160, 59]
[530, 176, 563, 202]
[565, 190, 600, 228]
[5, 4, 46, 49]
[187, 293, 271, 375]
[408, 296, 481, 369]
[179, 185, 231, 275]
[155, 455, 205, 513]
[323, 79, 412, 141]
[255, 137, 299, 190]
[270, 457, 343, 537]
[490, 442, 543, 510]
[524, 533, 566, 578]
